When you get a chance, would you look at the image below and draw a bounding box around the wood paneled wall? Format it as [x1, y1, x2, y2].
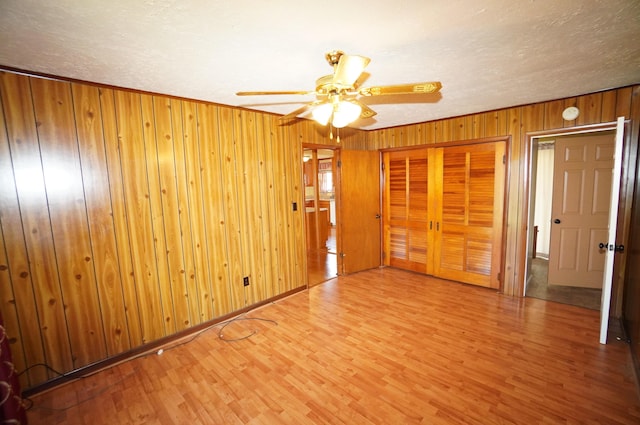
[346, 87, 640, 308]
[0, 71, 362, 391]
[2, 68, 639, 391]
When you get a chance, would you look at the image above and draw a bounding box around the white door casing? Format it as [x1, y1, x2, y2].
[599, 117, 625, 344]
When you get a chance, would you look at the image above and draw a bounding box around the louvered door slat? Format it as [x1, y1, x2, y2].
[434, 142, 505, 288]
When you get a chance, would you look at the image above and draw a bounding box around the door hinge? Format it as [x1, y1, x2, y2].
[502, 154, 506, 164]
[337, 160, 342, 168]
[381, 162, 385, 171]
[497, 272, 501, 282]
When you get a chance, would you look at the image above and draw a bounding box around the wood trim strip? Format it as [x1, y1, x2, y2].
[22, 286, 306, 398]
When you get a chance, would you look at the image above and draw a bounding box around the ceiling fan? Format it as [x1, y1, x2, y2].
[236, 50, 442, 129]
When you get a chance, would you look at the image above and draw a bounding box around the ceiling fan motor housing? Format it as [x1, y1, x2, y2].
[236, 50, 442, 127]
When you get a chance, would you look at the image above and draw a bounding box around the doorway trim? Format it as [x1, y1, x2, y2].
[302, 143, 340, 287]
[521, 121, 628, 299]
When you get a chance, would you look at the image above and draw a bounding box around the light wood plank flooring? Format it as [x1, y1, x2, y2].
[307, 226, 337, 287]
[27, 268, 640, 424]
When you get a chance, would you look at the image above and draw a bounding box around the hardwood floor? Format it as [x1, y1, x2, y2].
[26, 268, 640, 424]
[307, 226, 337, 287]
[306, 249, 338, 286]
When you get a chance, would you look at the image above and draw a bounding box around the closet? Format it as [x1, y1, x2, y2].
[383, 140, 506, 288]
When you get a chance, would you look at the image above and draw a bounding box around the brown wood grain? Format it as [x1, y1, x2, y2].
[544, 99, 565, 130]
[0, 73, 73, 377]
[152, 95, 192, 331]
[601, 90, 618, 123]
[576, 92, 603, 126]
[339, 150, 381, 274]
[0, 93, 39, 387]
[218, 106, 246, 311]
[196, 103, 234, 317]
[384, 142, 504, 288]
[140, 94, 176, 335]
[383, 148, 429, 273]
[71, 83, 131, 356]
[98, 87, 144, 346]
[1, 67, 638, 393]
[26, 268, 640, 425]
[274, 121, 296, 291]
[181, 100, 214, 323]
[169, 98, 202, 326]
[113, 90, 165, 343]
[257, 114, 280, 297]
[288, 124, 305, 290]
[434, 142, 505, 288]
[237, 110, 264, 306]
[32, 77, 108, 367]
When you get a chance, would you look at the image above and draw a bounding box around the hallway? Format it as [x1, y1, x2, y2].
[526, 257, 602, 310]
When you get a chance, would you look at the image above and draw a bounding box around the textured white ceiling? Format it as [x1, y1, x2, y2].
[1, 0, 639, 130]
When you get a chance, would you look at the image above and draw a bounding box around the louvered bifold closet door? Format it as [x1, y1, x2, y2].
[383, 149, 429, 273]
[432, 142, 505, 288]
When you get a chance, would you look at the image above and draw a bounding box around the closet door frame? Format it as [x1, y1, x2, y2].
[382, 136, 510, 289]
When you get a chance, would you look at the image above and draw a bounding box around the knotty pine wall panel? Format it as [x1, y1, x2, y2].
[0, 71, 347, 391]
[218, 106, 246, 312]
[362, 85, 640, 302]
[0, 90, 49, 386]
[236, 109, 264, 307]
[98, 87, 144, 348]
[0, 73, 74, 384]
[113, 89, 167, 342]
[181, 100, 213, 323]
[30, 77, 108, 367]
[256, 114, 280, 299]
[277, 121, 304, 293]
[71, 84, 131, 357]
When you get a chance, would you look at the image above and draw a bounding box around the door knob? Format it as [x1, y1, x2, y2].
[554, 219, 561, 224]
[599, 243, 626, 252]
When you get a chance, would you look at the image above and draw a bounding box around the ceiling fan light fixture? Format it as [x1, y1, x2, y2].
[312, 103, 333, 126]
[237, 51, 442, 127]
[331, 101, 362, 128]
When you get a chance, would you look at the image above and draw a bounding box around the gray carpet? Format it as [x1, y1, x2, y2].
[526, 257, 602, 310]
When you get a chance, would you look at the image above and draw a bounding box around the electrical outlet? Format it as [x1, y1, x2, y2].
[243, 276, 250, 286]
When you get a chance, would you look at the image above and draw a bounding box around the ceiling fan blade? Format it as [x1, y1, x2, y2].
[279, 102, 321, 121]
[352, 100, 377, 119]
[236, 90, 314, 96]
[359, 82, 442, 96]
[332, 54, 371, 88]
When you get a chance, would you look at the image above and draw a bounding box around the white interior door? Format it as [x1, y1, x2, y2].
[547, 133, 615, 288]
[599, 117, 625, 344]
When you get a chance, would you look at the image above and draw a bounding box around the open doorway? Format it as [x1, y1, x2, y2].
[303, 147, 338, 286]
[526, 131, 615, 310]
